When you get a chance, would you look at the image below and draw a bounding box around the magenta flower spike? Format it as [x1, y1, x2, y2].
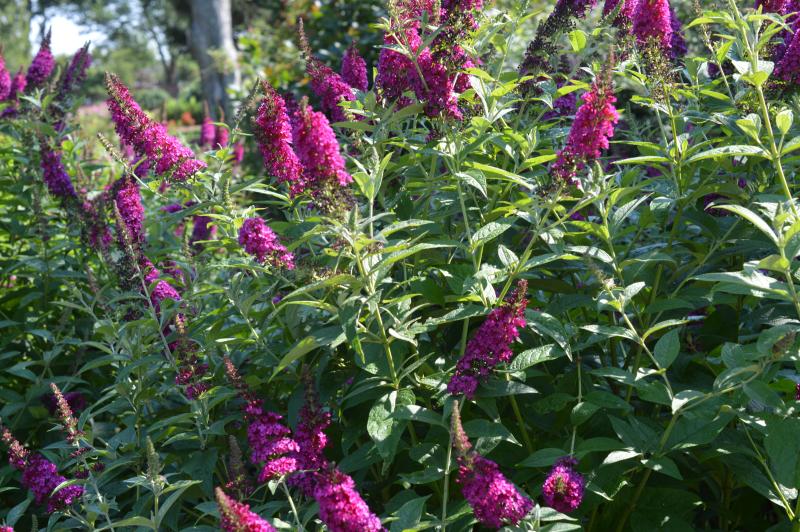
[542, 456, 585, 513]
[341, 43, 368, 92]
[214, 125, 229, 148]
[603, 0, 638, 23]
[106, 74, 206, 182]
[0, 52, 11, 101]
[448, 280, 528, 398]
[632, 0, 673, 51]
[1, 425, 84, 512]
[254, 83, 306, 195]
[40, 144, 78, 199]
[313, 468, 384, 532]
[199, 115, 215, 148]
[238, 217, 295, 270]
[26, 29, 55, 89]
[451, 402, 533, 528]
[289, 380, 332, 496]
[552, 79, 619, 183]
[290, 100, 352, 190]
[307, 55, 357, 123]
[113, 176, 145, 246]
[216, 487, 276, 532]
[58, 44, 92, 103]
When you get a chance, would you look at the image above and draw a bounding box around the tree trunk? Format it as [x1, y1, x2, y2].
[188, 0, 240, 121]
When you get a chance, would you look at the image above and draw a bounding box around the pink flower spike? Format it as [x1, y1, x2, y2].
[216, 487, 276, 532]
[238, 217, 295, 270]
[313, 468, 384, 532]
[542, 456, 585, 513]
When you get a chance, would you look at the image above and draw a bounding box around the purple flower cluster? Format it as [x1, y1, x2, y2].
[21, 455, 85, 512]
[376, 1, 481, 118]
[543, 84, 579, 120]
[171, 317, 210, 400]
[632, 0, 673, 52]
[254, 84, 306, 195]
[669, 7, 687, 58]
[0, 526, 12, 532]
[313, 468, 384, 532]
[247, 410, 299, 483]
[216, 487, 276, 532]
[114, 177, 145, 246]
[0, 52, 10, 101]
[238, 217, 295, 269]
[307, 56, 357, 123]
[289, 385, 332, 496]
[448, 280, 528, 398]
[291, 102, 353, 189]
[603, 0, 637, 24]
[775, 17, 800, 82]
[26, 30, 55, 89]
[223, 358, 299, 482]
[40, 145, 78, 199]
[199, 115, 215, 148]
[141, 259, 182, 308]
[542, 456, 585, 513]
[341, 43, 368, 92]
[757, 0, 788, 10]
[106, 74, 206, 182]
[451, 401, 532, 528]
[2, 426, 84, 512]
[9, 69, 26, 101]
[552, 80, 619, 183]
[233, 142, 245, 165]
[215, 125, 229, 149]
[458, 455, 534, 528]
[376, 29, 420, 106]
[58, 44, 92, 104]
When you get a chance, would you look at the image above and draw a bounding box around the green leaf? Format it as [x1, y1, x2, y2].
[390, 496, 430, 532]
[6, 496, 31, 526]
[764, 417, 800, 488]
[519, 447, 568, 468]
[654, 329, 681, 369]
[568, 29, 587, 52]
[368, 389, 415, 464]
[776, 108, 794, 135]
[708, 204, 778, 244]
[509, 344, 564, 371]
[470, 218, 516, 250]
[272, 327, 345, 379]
[693, 271, 792, 301]
[686, 145, 770, 163]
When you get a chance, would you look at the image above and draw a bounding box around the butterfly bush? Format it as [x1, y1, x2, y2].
[448, 280, 528, 398]
[106, 74, 206, 181]
[3, 2, 800, 531]
[341, 43, 368, 92]
[452, 402, 533, 528]
[0, 52, 10, 101]
[313, 468, 384, 532]
[632, 0, 674, 51]
[26, 30, 55, 89]
[238, 217, 295, 269]
[254, 83, 306, 195]
[216, 488, 276, 532]
[552, 77, 619, 182]
[542, 456, 585, 513]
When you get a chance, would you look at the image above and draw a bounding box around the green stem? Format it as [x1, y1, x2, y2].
[281, 481, 305, 531]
